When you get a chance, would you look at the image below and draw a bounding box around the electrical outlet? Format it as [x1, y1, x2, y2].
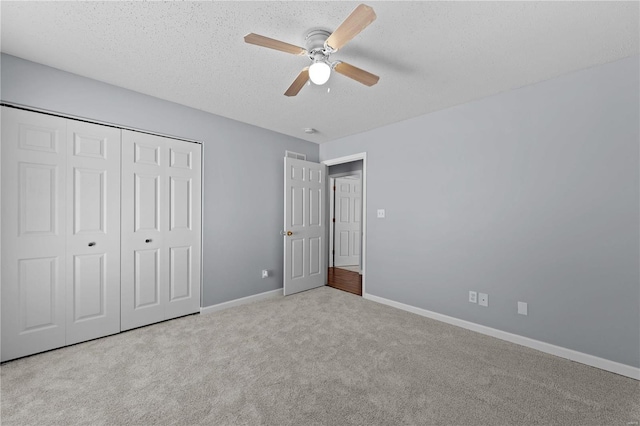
[377, 209, 386, 218]
[469, 291, 477, 303]
[479, 293, 489, 307]
[261, 270, 269, 279]
[518, 301, 528, 315]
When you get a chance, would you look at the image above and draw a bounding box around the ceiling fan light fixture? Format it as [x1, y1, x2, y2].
[309, 61, 331, 85]
[245, 4, 379, 96]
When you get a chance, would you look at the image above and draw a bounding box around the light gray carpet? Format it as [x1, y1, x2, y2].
[1, 286, 638, 425]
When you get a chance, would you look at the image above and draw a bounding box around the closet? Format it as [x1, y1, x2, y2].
[1, 107, 201, 362]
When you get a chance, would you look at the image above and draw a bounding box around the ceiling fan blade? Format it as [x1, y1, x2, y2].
[244, 33, 307, 56]
[334, 62, 379, 87]
[284, 67, 310, 97]
[325, 4, 377, 52]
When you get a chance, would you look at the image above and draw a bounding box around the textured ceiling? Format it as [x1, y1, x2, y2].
[1, 1, 638, 143]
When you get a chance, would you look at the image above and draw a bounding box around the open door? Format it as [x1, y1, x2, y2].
[283, 157, 326, 295]
[334, 176, 362, 267]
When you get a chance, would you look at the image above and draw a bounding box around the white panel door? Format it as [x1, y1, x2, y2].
[283, 157, 326, 296]
[334, 177, 361, 267]
[164, 138, 201, 320]
[121, 131, 201, 330]
[121, 130, 167, 330]
[1, 107, 67, 361]
[65, 121, 121, 344]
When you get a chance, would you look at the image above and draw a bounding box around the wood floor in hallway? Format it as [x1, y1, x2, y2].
[327, 267, 362, 296]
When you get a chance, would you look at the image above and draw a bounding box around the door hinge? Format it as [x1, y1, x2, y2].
[333, 186, 336, 191]
[332, 218, 335, 222]
[332, 250, 335, 254]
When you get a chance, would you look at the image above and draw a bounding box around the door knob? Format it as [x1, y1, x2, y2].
[88, 242, 96, 247]
[286, 231, 293, 236]
[145, 239, 152, 243]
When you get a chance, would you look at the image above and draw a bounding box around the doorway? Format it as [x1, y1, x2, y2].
[332, 175, 362, 269]
[322, 154, 367, 297]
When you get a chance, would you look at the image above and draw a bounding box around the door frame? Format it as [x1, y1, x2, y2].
[322, 153, 367, 296]
[328, 172, 362, 269]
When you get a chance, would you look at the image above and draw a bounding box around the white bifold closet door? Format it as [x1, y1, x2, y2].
[1, 107, 121, 361]
[65, 120, 121, 345]
[120, 130, 201, 331]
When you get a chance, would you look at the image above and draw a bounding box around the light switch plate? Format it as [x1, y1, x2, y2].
[518, 301, 528, 315]
[377, 209, 385, 218]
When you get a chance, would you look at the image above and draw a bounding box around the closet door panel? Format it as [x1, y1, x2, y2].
[65, 121, 121, 345]
[121, 130, 167, 331]
[1, 107, 67, 362]
[121, 131, 201, 329]
[165, 139, 201, 320]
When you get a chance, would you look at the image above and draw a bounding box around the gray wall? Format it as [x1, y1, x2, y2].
[1, 53, 319, 307]
[328, 160, 363, 176]
[320, 56, 640, 368]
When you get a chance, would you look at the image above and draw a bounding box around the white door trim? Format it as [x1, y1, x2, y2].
[322, 153, 367, 296]
[200, 142, 205, 308]
[329, 177, 335, 268]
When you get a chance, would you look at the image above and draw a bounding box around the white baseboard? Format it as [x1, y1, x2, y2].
[363, 293, 640, 380]
[200, 288, 282, 315]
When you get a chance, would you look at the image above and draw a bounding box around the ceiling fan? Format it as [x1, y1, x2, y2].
[244, 4, 380, 96]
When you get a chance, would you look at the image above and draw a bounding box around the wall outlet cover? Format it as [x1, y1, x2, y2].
[377, 209, 385, 218]
[479, 293, 489, 307]
[469, 291, 477, 303]
[261, 270, 269, 278]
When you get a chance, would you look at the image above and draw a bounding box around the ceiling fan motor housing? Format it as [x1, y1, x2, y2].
[305, 29, 332, 59]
